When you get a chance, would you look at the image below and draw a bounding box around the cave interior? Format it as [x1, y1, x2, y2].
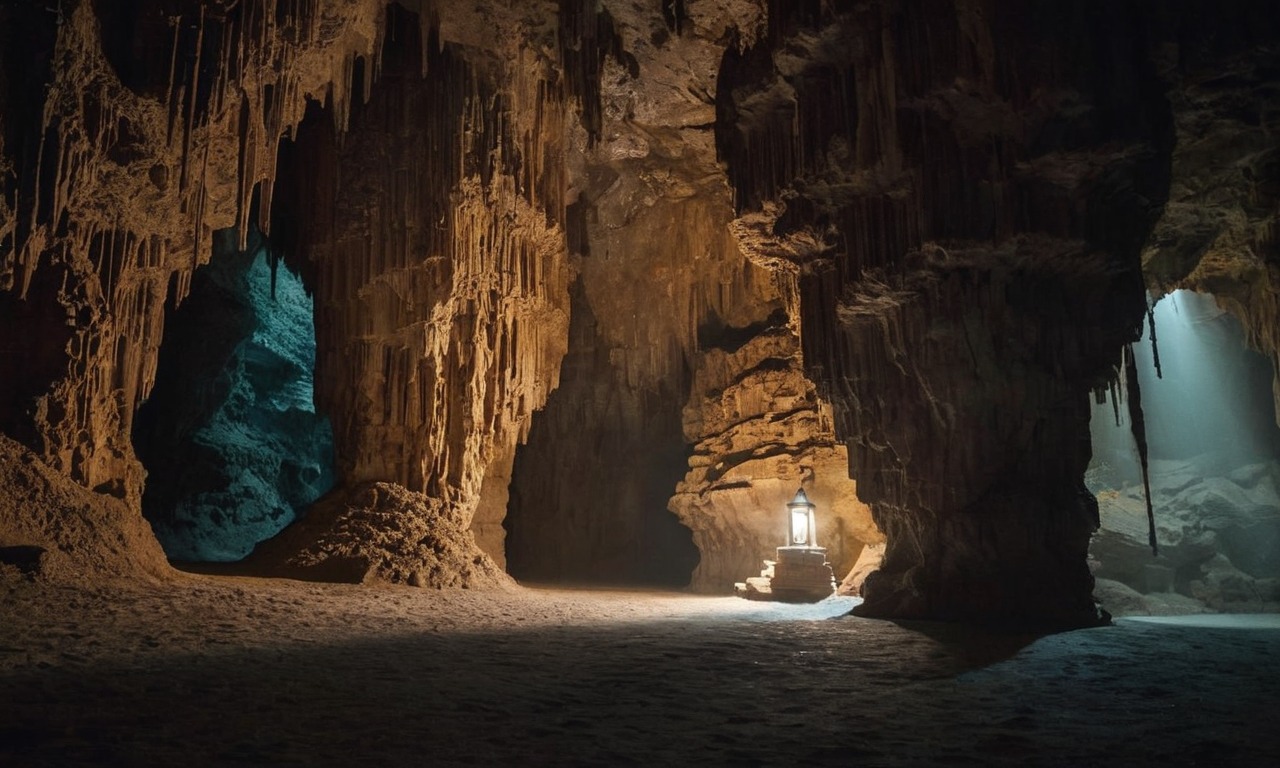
[1, 0, 1279, 764]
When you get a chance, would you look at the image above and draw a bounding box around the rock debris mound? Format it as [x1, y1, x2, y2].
[0, 436, 170, 583]
[247, 482, 513, 589]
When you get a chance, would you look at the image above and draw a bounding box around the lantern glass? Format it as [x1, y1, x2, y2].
[790, 508, 809, 545]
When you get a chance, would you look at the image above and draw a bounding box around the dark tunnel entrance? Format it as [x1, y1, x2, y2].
[1087, 290, 1280, 611]
[503, 277, 700, 588]
[132, 229, 335, 562]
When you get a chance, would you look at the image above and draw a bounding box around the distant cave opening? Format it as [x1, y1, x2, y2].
[503, 278, 700, 588]
[1088, 289, 1280, 610]
[132, 228, 335, 562]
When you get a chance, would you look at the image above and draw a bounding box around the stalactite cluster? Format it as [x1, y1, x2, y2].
[271, 5, 574, 573]
[1138, 7, 1280, 426]
[0, 0, 387, 504]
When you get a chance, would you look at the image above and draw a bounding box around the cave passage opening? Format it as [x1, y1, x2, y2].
[132, 228, 335, 563]
[503, 277, 700, 589]
[1087, 289, 1280, 609]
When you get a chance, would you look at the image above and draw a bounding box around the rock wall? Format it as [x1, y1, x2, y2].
[4, 0, 1274, 620]
[131, 229, 335, 562]
[718, 0, 1176, 625]
[0, 0, 387, 508]
[275, 4, 573, 533]
[1138, 4, 1280, 424]
[505, 0, 873, 588]
[669, 323, 881, 593]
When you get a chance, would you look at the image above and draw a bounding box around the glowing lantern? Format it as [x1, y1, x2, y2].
[786, 488, 817, 547]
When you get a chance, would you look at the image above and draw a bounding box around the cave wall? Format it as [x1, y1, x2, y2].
[131, 229, 335, 562]
[718, 0, 1181, 625]
[1137, 4, 1280, 424]
[276, 6, 572, 534]
[504, 0, 876, 588]
[0, 0, 388, 512]
[2, 0, 1275, 622]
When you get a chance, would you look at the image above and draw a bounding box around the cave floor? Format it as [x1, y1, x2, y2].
[2, 575, 1278, 767]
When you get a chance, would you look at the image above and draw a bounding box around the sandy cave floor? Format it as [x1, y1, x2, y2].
[2, 575, 1279, 767]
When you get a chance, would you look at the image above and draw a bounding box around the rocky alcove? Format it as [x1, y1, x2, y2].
[131, 227, 335, 562]
[1089, 289, 1280, 613]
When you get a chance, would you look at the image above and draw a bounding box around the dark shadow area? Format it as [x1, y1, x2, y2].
[2, 601, 1278, 766]
[505, 277, 699, 588]
[132, 228, 334, 562]
[0, 265, 75, 450]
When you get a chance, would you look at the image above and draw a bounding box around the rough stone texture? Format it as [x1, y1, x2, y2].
[1091, 459, 1280, 612]
[245, 481, 512, 588]
[276, 4, 573, 532]
[505, 0, 793, 586]
[838, 541, 886, 597]
[0, 435, 169, 583]
[1138, 5, 1280, 422]
[2, 0, 1278, 623]
[0, 0, 388, 508]
[717, 1, 1176, 626]
[669, 326, 880, 593]
[131, 231, 335, 561]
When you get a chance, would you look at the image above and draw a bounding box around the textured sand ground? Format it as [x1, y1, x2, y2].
[2, 574, 1278, 766]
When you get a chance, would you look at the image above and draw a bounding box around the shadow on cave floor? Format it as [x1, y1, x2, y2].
[3, 578, 1279, 766]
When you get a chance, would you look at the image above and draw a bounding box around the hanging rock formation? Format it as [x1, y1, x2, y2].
[270, 5, 573, 580]
[0, 0, 389, 511]
[717, 0, 1179, 626]
[1137, 5, 1280, 423]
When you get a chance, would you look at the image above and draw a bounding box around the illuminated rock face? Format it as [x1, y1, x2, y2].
[670, 325, 881, 593]
[132, 230, 335, 562]
[0, 0, 389, 512]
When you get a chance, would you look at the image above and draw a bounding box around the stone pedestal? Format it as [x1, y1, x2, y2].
[735, 546, 836, 603]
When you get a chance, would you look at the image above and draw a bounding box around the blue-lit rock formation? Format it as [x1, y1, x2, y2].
[132, 231, 334, 561]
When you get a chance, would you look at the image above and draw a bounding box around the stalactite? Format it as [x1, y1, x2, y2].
[1147, 304, 1162, 379]
[1124, 344, 1159, 557]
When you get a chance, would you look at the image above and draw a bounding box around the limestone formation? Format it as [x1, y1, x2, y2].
[505, 0, 798, 586]
[0, 0, 389, 508]
[1139, 16, 1280, 421]
[669, 326, 880, 593]
[717, 1, 1174, 626]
